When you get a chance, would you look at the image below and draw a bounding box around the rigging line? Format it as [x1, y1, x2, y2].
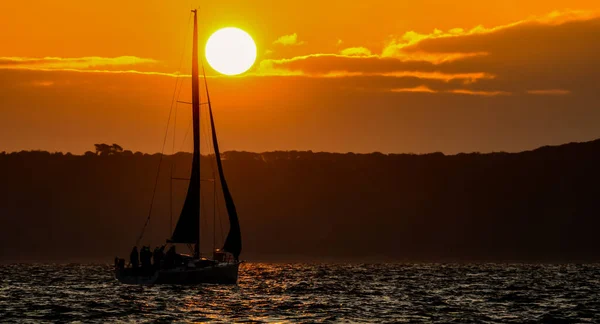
[173, 62, 188, 149]
[200, 62, 226, 246]
[179, 119, 193, 152]
[203, 97, 225, 245]
[171, 11, 192, 156]
[171, 12, 193, 153]
[169, 103, 177, 234]
[196, 87, 222, 249]
[201, 100, 213, 157]
[198, 91, 222, 246]
[135, 12, 192, 246]
[200, 97, 216, 170]
[215, 180, 225, 245]
[135, 92, 175, 247]
[199, 97, 218, 250]
[170, 48, 188, 232]
[168, 11, 193, 234]
[213, 171, 216, 252]
[170, 71, 188, 232]
[200, 187, 210, 255]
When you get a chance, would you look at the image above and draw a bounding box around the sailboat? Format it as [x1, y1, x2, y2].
[114, 9, 242, 285]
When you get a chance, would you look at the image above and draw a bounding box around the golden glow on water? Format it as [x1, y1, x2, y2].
[3, 263, 598, 322]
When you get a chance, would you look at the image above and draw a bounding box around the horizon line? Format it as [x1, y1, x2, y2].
[2, 137, 598, 157]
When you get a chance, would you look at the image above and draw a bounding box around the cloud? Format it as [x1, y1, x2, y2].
[3, 10, 598, 99]
[0, 56, 158, 71]
[381, 9, 597, 59]
[380, 71, 492, 82]
[391, 85, 436, 93]
[527, 89, 571, 95]
[255, 54, 494, 83]
[252, 10, 600, 97]
[273, 33, 305, 46]
[401, 13, 600, 94]
[30, 80, 55, 87]
[340, 47, 372, 56]
[391, 87, 511, 96]
[449, 89, 511, 96]
[388, 51, 488, 64]
[257, 54, 452, 74]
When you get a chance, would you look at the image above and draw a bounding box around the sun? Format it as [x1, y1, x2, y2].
[205, 27, 257, 76]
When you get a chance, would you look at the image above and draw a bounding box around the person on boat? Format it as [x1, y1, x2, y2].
[114, 257, 125, 270]
[153, 246, 164, 269]
[165, 245, 176, 268]
[140, 246, 152, 270]
[118, 258, 125, 270]
[130, 246, 139, 268]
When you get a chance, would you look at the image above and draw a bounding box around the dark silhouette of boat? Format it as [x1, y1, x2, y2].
[114, 9, 242, 285]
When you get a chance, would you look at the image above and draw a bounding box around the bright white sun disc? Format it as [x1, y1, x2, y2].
[205, 27, 257, 75]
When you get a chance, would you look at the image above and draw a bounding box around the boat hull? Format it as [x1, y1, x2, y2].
[115, 262, 240, 285]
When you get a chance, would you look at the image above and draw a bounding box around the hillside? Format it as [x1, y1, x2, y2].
[1, 140, 600, 262]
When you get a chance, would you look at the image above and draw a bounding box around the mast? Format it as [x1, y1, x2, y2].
[169, 9, 201, 259]
[191, 9, 201, 259]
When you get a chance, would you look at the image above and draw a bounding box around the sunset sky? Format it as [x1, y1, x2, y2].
[1, 1, 600, 154]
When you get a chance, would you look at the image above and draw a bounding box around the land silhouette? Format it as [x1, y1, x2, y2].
[1, 140, 599, 263]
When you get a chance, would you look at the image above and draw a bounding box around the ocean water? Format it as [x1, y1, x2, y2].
[0, 263, 599, 323]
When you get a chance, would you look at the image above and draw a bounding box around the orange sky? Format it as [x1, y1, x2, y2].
[1, 1, 600, 154]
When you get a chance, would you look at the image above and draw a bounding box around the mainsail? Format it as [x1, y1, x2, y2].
[170, 10, 201, 255]
[203, 70, 242, 261]
[169, 9, 241, 261]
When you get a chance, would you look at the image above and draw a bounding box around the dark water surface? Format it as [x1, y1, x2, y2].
[0, 263, 599, 323]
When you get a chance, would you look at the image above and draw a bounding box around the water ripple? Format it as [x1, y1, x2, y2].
[0, 263, 599, 322]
